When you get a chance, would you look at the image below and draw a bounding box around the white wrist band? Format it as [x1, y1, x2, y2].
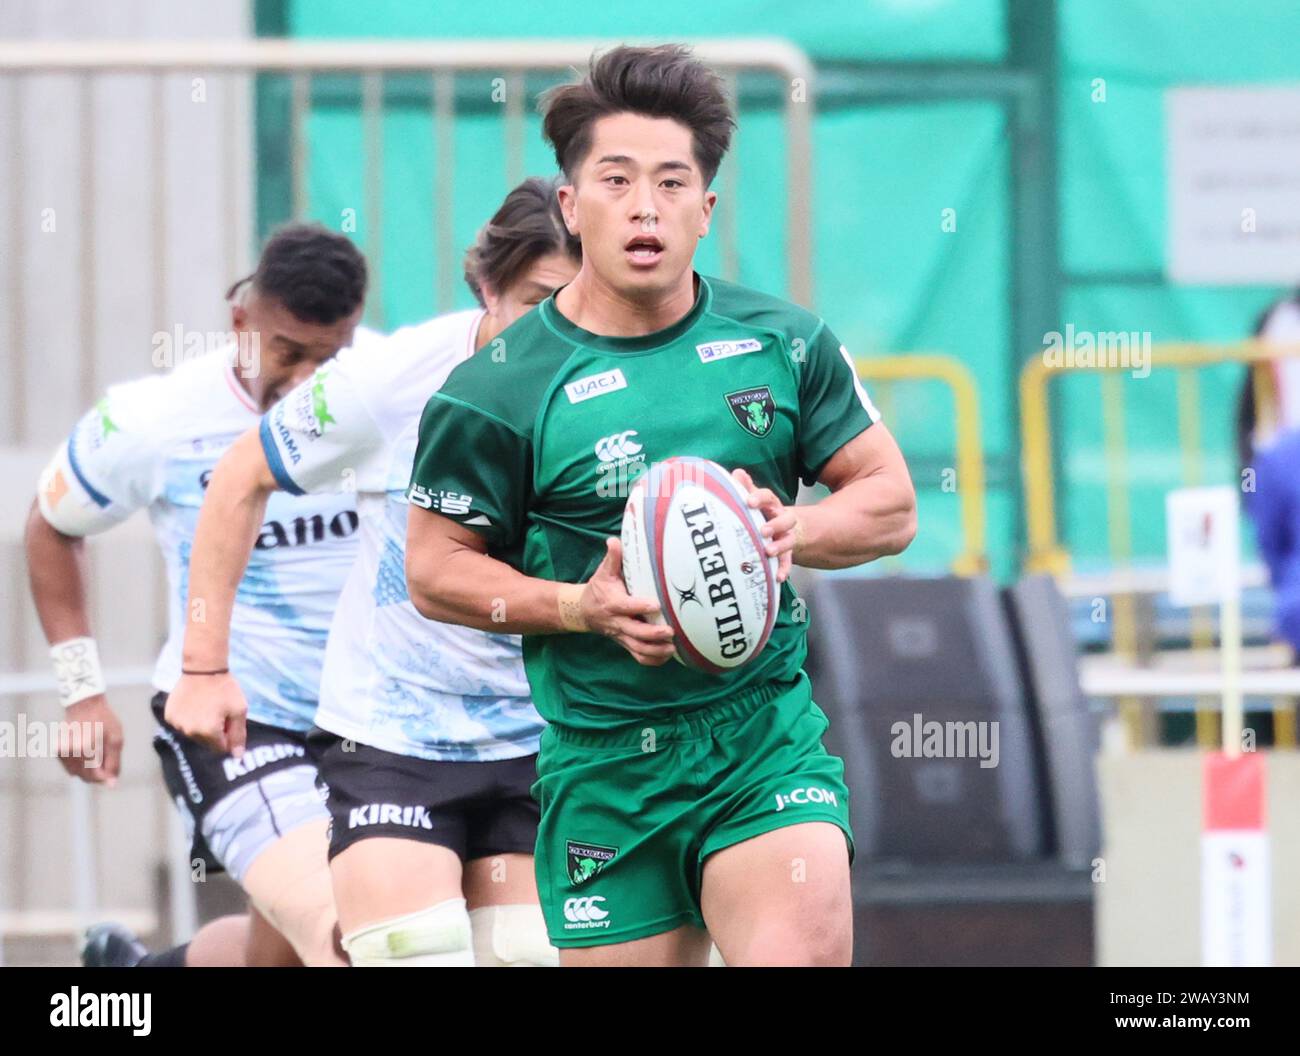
[51, 637, 107, 708]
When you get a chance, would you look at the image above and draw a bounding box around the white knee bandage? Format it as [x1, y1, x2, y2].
[468, 904, 558, 967]
[343, 898, 475, 967]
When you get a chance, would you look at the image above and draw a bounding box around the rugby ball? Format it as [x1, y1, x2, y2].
[620, 456, 778, 674]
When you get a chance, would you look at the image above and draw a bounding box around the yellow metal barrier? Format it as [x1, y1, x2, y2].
[1020, 339, 1300, 574]
[1019, 338, 1300, 749]
[855, 354, 987, 576]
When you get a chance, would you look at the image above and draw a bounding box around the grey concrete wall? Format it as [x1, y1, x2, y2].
[1097, 749, 1300, 967]
[0, 0, 252, 963]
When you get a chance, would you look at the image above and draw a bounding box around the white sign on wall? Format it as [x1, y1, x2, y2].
[1167, 87, 1300, 284]
[1166, 486, 1240, 607]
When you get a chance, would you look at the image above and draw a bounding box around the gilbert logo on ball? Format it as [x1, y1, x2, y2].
[620, 456, 778, 673]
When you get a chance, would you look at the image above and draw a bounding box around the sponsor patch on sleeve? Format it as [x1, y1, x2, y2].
[407, 483, 475, 516]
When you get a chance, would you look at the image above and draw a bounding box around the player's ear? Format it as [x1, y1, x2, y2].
[480, 280, 501, 317]
[697, 189, 717, 239]
[230, 300, 247, 333]
[557, 182, 580, 236]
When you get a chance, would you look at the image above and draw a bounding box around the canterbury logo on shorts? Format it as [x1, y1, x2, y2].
[562, 895, 611, 929]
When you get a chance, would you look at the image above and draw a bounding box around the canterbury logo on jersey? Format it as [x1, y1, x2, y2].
[222, 742, 306, 781]
[594, 430, 643, 462]
[696, 337, 762, 363]
[406, 483, 475, 517]
[348, 803, 435, 830]
[565, 368, 627, 404]
[563, 896, 611, 929]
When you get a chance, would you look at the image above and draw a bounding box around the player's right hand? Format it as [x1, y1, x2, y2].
[58, 694, 124, 786]
[580, 537, 677, 666]
[165, 672, 249, 757]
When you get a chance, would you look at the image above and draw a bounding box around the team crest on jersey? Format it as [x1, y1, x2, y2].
[566, 839, 618, 886]
[725, 386, 776, 438]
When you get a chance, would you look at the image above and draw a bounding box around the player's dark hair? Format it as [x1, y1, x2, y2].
[541, 44, 735, 187]
[244, 222, 368, 325]
[463, 177, 581, 307]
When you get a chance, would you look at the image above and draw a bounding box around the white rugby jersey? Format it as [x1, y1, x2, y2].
[259, 309, 540, 762]
[49, 347, 360, 732]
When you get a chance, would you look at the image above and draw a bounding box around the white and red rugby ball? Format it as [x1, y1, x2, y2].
[620, 456, 779, 674]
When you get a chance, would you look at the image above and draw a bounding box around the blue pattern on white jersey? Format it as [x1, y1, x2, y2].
[260, 311, 541, 761]
[372, 534, 409, 608]
[63, 348, 359, 732]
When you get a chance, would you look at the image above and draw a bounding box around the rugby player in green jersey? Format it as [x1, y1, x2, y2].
[404, 44, 916, 966]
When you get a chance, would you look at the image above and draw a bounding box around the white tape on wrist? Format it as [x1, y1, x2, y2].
[50, 637, 107, 708]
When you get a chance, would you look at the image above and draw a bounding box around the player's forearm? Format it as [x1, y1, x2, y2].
[181, 432, 276, 668]
[406, 543, 573, 634]
[794, 474, 917, 569]
[23, 501, 94, 643]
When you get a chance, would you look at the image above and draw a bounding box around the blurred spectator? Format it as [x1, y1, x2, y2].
[1242, 291, 1300, 660]
[1247, 426, 1300, 660]
[1237, 290, 1300, 471]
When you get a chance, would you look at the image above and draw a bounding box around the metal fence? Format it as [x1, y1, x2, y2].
[1019, 341, 1300, 750]
[855, 354, 987, 576]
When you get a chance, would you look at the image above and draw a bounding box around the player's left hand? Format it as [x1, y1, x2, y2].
[731, 468, 796, 583]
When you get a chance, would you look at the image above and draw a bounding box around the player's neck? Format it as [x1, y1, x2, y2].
[226, 344, 263, 410]
[554, 268, 697, 339]
[474, 310, 498, 352]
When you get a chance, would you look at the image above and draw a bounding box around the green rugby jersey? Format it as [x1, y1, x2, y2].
[409, 274, 880, 731]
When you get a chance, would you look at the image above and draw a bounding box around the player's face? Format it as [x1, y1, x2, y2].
[483, 251, 579, 329]
[559, 112, 715, 299]
[232, 291, 363, 410]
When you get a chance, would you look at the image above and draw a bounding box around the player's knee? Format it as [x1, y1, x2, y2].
[289, 903, 342, 967]
[244, 828, 342, 966]
[742, 908, 850, 966]
[468, 903, 558, 967]
[732, 925, 845, 967]
[342, 898, 475, 967]
[252, 884, 339, 967]
[239, 910, 299, 967]
[726, 886, 851, 966]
